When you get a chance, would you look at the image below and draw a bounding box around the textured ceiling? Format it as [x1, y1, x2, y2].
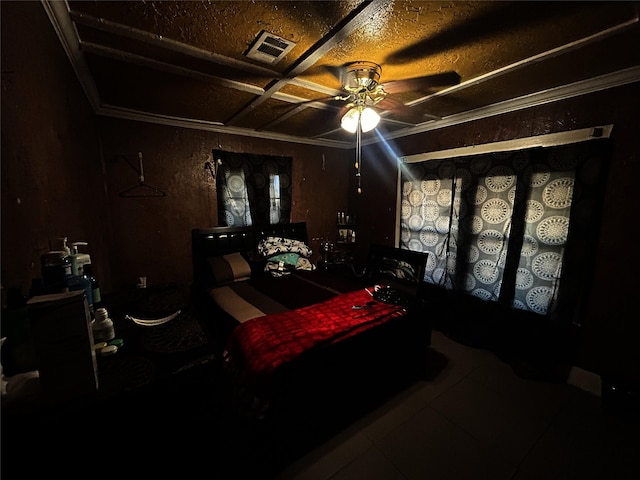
[43, 0, 640, 148]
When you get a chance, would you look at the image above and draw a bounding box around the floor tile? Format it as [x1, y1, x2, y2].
[519, 387, 640, 480]
[277, 429, 372, 480]
[376, 405, 517, 480]
[429, 369, 566, 464]
[330, 446, 407, 480]
[272, 330, 638, 480]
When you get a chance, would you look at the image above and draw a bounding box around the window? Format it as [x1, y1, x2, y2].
[213, 149, 292, 226]
[399, 133, 611, 319]
[269, 174, 281, 224]
[218, 166, 253, 227]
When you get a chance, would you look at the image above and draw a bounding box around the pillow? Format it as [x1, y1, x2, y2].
[268, 252, 300, 267]
[206, 252, 252, 286]
[258, 236, 312, 258]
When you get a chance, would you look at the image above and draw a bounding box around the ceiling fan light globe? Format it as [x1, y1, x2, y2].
[341, 108, 360, 133]
[360, 107, 380, 132]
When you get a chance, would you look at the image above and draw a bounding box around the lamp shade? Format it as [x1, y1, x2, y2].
[341, 106, 380, 133]
[360, 107, 380, 132]
[340, 108, 360, 133]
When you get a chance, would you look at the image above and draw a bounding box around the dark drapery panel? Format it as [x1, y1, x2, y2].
[399, 138, 611, 325]
[213, 150, 292, 226]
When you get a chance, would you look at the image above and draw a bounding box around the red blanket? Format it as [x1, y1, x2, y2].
[223, 288, 406, 412]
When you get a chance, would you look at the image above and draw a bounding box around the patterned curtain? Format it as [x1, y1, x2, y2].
[400, 139, 610, 321]
[213, 150, 292, 226]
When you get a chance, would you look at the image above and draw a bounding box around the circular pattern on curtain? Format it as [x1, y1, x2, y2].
[400, 140, 610, 317]
[543, 177, 574, 209]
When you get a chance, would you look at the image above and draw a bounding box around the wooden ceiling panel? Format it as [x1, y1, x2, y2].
[85, 55, 257, 123]
[45, 1, 640, 148]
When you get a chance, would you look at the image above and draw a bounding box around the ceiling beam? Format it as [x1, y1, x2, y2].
[41, 0, 101, 110]
[80, 41, 267, 96]
[97, 104, 350, 149]
[406, 14, 640, 108]
[68, 9, 281, 78]
[380, 66, 640, 143]
[225, 0, 383, 125]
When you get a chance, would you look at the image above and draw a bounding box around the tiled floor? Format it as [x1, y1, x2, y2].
[275, 331, 639, 480]
[3, 329, 638, 479]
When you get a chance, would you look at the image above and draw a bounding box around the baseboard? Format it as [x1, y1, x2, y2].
[567, 366, 601, 397]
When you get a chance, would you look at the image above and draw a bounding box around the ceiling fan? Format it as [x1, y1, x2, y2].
[300, 61, 461, 131]
[314, 61, 459, 193]
[281, 61, 460, 194]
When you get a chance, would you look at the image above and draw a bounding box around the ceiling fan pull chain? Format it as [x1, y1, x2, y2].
[138, 151, 145, 183]
[356, 120, 362, 194]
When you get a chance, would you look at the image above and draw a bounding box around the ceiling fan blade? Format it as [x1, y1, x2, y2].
[318, 64, 346, 83]
[380, 71, 460, 94]
[375, 96, 407, 113]
[274, 94, 347, 112]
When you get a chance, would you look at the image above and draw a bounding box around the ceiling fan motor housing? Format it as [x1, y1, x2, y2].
[344, 61, 382, 92]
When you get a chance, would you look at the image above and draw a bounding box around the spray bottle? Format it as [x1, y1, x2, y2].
[69, 242, 91, 276]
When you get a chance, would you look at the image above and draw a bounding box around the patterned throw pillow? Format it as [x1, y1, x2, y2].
[258, 237, 312, 258]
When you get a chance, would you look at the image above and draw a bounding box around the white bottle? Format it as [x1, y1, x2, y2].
[92, 307, 115, 342]
[70, 242, 91, 276]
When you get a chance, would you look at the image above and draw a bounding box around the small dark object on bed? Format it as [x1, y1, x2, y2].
[351, 301, 375, 310]
[372, 286, 413, 306]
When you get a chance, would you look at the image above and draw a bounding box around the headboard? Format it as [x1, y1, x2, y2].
[191, 222, 308, 286]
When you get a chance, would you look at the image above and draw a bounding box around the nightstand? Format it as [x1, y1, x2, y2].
[95, 283, 215, 397]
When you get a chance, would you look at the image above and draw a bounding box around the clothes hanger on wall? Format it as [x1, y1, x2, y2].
[118, 152, 167, 198]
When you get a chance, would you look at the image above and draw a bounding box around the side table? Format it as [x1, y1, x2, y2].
[95, 283, 216, 398]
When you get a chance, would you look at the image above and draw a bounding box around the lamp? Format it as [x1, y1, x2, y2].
[338, 62, 387, 194]
[341, 105, 380, 194]
[340, 106, 380, 133]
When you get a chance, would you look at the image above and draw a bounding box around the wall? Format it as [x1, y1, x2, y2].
[1, 1, 108, 300]
[1, 2, 352, 296]
[351, 82, 640, 380]
[97, 118, 351, 290]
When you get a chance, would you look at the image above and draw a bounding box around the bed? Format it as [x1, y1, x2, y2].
[191, 222, 432, 448]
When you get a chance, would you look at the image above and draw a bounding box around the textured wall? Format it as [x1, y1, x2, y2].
[96, 118, 351, 290]
[1, 1, 109, 298]
[0, 1, 351, 296]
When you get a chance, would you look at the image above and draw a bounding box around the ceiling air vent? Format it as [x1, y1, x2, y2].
[245, 31, 296, 64]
